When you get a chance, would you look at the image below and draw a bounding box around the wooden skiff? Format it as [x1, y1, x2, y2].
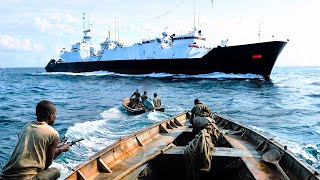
[64, 112, 320, 180]
[122, 98, 164, 115]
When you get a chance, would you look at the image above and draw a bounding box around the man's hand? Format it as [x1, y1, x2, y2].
[54, 143, 72, 158]
[58, 143, 72, 152]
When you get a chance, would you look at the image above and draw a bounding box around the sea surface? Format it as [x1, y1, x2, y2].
[0, 67, 319, 179]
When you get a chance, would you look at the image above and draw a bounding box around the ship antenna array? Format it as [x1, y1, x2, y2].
[113, 17, 120, 42]
[83, 13, 86, 30]
[153, 0, 188, 21]
[258, 20, 262, 42]
[82, 13, 90, 31]
[83, 13, 85, 30]
[153, 0, 213, 31]
[193, 0, 196, 30]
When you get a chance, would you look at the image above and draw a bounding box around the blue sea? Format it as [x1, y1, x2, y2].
[0, 67, 319, 179]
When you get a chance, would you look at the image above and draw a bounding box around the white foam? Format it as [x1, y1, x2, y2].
[66, 119, 107, 137]
[147, 111, 170, 121]
[44, 71, 114, 76]
[100, 107, 123, 120]
[43, 71, 264, 79]
[50, 162, 70, 180]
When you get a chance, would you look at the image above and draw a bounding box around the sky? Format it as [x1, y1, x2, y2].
[0, 0, 319, 68]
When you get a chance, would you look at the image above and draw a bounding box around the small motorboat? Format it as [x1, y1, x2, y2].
[64, 111, 320, 180]
[122, 98, 165, 115]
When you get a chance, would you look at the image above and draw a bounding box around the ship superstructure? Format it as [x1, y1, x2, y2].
[59, 25, 210, 63]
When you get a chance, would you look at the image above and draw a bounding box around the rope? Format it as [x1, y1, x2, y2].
[184, 124, 221, 180]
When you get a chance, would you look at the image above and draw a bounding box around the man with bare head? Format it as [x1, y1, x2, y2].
[130, 89, 141, 108]
[153, 93, 161, 108]
[0, 100, 71, 180]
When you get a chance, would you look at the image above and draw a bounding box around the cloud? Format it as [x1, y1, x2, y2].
[0, 33, 44, 52]
[34, 16, 76, 35]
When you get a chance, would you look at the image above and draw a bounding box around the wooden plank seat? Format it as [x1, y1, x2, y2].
[163, 146, 262, 158]
[92, 127, 188, 180]
[224, 134, 283, 180]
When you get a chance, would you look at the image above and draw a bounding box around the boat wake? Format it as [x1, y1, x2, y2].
[147, 110, 171, 121]
[43, 71, 264, 79]
[52, 106, 171, 179]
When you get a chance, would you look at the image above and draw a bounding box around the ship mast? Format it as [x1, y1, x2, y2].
[82, 13, 92, 43]
[193, 0, 196, 31]
[258, 20, 262, 42]
[83, 13, 85, 31]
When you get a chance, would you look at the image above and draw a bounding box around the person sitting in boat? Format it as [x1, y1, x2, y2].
[190, 98, 216, 134]
[0, 100, 71, 180]
[141, 91, 148, 105]
[130, 89, 141, 108]
[153, 93, 161, 108]
[185, 99, 221, 179]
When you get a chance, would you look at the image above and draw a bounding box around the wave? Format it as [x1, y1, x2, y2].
[307, 93, 320, 98]
[300, 144, 320, 170]
[310, 81, 320, 86]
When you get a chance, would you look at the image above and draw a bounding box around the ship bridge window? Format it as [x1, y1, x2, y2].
[142, 39, 155, 44]
[173, 37, 206, 41]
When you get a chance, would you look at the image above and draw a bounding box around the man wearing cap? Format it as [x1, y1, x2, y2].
[190, 98, 216, 134]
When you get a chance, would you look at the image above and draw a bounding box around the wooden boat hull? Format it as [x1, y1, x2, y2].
[45, 41, 287, 80]
[64, 112, 320, 180]
[122, 98, 164, 115]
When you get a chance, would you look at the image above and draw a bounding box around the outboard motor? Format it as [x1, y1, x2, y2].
[143, 99, 155, 111]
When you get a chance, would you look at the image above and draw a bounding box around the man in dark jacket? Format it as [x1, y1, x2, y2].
[190, 98, 216, 134]
[130, 89, 141, 108]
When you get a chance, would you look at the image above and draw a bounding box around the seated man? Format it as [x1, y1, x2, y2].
[128, 98, 135, 108]
[0, 100, 71, 180]
[141, 91, 148, 104]
[153, 93, 161, 108]
[190, 98, 216, 134]
[130, 89, 141, 108]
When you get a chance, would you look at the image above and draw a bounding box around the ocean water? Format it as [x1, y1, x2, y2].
[0, 67, 319, 179]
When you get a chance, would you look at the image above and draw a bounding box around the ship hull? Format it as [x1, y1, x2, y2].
[45, 41, 287, 79]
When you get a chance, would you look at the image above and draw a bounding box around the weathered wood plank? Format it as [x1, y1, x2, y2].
[163, 146, 262, 158]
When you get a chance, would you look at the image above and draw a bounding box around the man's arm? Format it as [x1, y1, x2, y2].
[204, 105, 215, 119]
[54, 144, 71, 159]
[190, 107, 196, 125]
[45, 136, 59, 169]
